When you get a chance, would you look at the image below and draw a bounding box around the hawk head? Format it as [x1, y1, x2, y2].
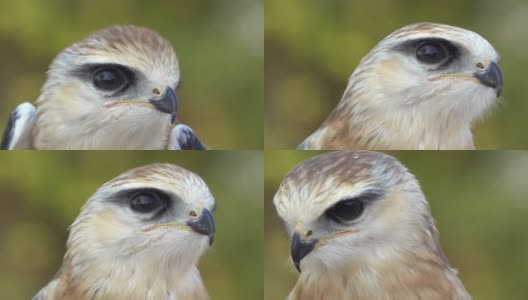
[303, 23, 502, 149]
[63, 163, 215, 298]
[344, 22, 501, 121]
[35, 25, 181, 149]
[273, 151, 439, 274]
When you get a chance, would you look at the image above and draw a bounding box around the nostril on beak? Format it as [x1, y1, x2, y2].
[186, 209, 215, 246]
[291, 232, 318, 273]
[473, 61, 502, 97]
[149, 86, 178, 118]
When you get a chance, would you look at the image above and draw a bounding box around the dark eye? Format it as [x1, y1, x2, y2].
[93, 67, 129, 92]
[325, 199, 364, 224]
[130, 192, 164, 213]
[416, 41, 448, 64]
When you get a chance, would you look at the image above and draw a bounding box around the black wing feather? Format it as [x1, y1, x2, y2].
[1, 109, 19, 150]
[178, 128, 207, 150]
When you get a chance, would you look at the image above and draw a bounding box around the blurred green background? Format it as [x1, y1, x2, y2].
[265, 151, 528, 300]
[0, 0, 263, 149]
[265, 0, 528, 149]
[0, 151, 263, 300]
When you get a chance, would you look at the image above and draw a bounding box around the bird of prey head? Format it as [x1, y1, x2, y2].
[274, 151, 471, 299]
[299, 23, 502, 150]
[33, 163, 215, 300]
[30, 25, 193, 149]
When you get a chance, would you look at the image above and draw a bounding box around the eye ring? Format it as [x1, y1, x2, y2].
[415, 41, 449, 65]
[92, 67, 130, 92]
[129, 192, 164, 214]
[325, 198, 365, 224]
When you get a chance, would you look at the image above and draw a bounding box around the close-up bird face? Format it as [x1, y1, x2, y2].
[74, 163, 215, 259]
[35, 26, 181, 149]
[64, 163, 215, 298]
[349, 23, 502, 122]
[274, 151, 430, 274]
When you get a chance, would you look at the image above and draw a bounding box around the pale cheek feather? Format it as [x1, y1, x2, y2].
[376, 56, 423, 99]
[34, 86, 172, 149]
[65, 213, 209, 300]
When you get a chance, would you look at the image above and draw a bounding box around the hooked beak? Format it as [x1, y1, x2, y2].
[149, 86, 179, 124]
[186, 208, 215, 246]
[473, 61, 503, 97]
[291, 231, 318, 273]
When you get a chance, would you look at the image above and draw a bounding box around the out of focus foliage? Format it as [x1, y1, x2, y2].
[0, 0, 263, 149]
[265, 151, 528, 300]
[0, 151, 263, 300]
[265, 0, 528, 149]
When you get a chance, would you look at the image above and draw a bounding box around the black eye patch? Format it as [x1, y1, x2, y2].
[394, 38, 460, 70]
[130, 191, 164, 213]
[70, 63, 137, 96]
[109, 188, 172, 220]
[324, 190, 383, 224]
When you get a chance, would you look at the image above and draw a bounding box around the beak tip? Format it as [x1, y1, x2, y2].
[149, 86, 179, 116]
[186, 208, 215, 244]
[474, 61, 503, 97]
[294, 262, 301, 273]
[291, 232, 317, 274]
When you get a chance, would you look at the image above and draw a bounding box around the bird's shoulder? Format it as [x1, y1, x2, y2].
[33, 260, 90, 300]
[168, 124, 207, 150]
[33, 278, 69, 300]
[33, 275, 98, 300]
[297, 125, 365, 150]
[1, 102, 36, 150]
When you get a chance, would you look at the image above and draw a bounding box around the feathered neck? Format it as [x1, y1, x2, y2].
[289, 242, 470, 300]
[299, 92, 475, 150]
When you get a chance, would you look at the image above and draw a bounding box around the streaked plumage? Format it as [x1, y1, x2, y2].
[274, 151, 471, 299]
[34, 163, 215, 300]
[2, 25, 206, 150]
[299, 23, 502, 150]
